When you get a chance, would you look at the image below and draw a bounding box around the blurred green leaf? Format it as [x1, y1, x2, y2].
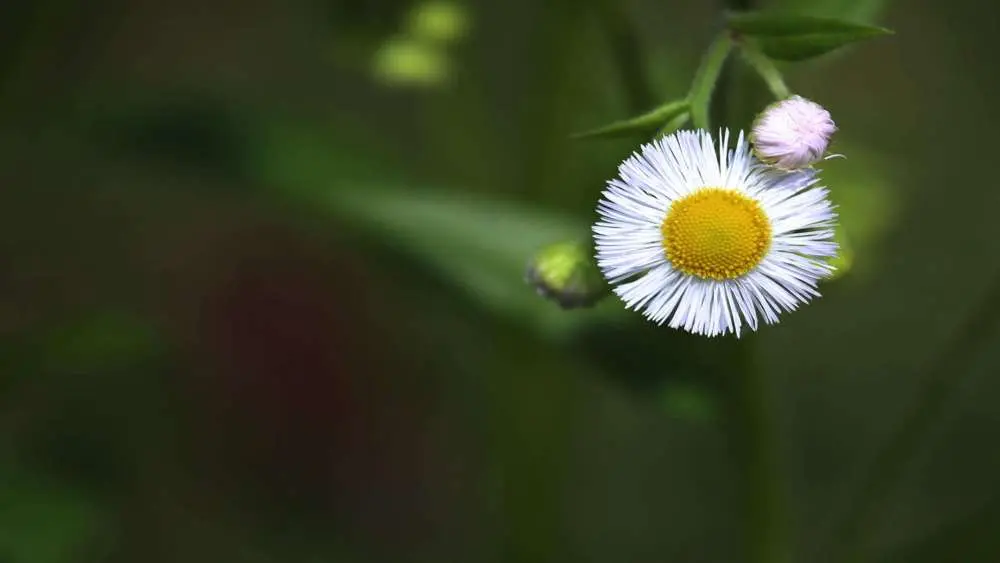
[727, 12, 892, 62]
[688, 34, 732, 129]
[572, 100, 689, 140]
[0, 465, 108, 563]
[330, 187, 616, 333]
[254, 122, 627, 337]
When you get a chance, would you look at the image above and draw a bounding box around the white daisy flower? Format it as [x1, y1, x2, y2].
[593, 129, 837, 337]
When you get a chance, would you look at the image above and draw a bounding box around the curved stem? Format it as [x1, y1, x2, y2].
[722, 337, 792, 563]
[713, 2, 791, 563]
[690, 34, 733, 130]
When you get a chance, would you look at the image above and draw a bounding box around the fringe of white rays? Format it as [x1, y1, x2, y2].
[594, 129, 760, 283]
[593, 128, 838, 337]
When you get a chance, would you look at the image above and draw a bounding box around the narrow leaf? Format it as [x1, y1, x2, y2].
[688, 34, 732, 130]
[752, 33, 887, 61]
[727, 12, 892, 37]
[727, 12, 892, 61]
[572, 99, 689, 140]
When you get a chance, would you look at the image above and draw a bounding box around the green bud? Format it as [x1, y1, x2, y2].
[526, 241, 607, 309]
[372, 36, 449, 87]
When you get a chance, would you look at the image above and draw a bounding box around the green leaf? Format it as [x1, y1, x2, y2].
[252, 121, 627, 336]
[332, 188, 628, 335]
[572, 99, 689, 140]
[727, 12, 893, 62]
[688, 34, 732, 129]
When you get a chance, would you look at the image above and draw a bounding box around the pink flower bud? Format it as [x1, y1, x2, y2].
[751, 95, 837, 170]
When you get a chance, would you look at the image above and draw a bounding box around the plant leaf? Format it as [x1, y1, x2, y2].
[688, 34, 732, 129]
[727, 12, 893, 62]
[252, 121, 627, 336]
[572, 99, 689, 140]
[329, 188, 628, 335]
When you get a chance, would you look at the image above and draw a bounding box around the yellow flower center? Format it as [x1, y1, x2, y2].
[661, 188, 772, 280]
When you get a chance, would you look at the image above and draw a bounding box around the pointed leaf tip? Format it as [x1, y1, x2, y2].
[726, 12, 892, 62]
[572, 100, 690, 140]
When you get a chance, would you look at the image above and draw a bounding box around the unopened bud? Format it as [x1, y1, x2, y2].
[751, 95, 837, 170]
[526, 241, 607, 309]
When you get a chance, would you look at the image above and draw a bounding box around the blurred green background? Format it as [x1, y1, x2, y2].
[2, 0, 1000, 561]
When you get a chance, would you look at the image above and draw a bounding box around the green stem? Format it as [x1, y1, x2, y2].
[723, 339, 792, 563]
[826, 276, 1000, 563]
[713, 2, 790, 563]
[689, 34, 733, 130]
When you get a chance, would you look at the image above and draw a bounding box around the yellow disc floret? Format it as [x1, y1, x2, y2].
[661, 188, 772, 280]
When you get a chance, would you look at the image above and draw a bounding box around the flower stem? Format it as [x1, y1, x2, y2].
[825, 276, 1000, 563]
[714, 2, 791, 563]
[718, 336, 792, 563]
[689, 34, 733, 130]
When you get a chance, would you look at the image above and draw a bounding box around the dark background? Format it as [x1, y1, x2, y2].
[2, 0, 999, 562]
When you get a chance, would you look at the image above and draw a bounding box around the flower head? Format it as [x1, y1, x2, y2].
[593, 129, 837, 337]
[751, 95, 836, 170]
